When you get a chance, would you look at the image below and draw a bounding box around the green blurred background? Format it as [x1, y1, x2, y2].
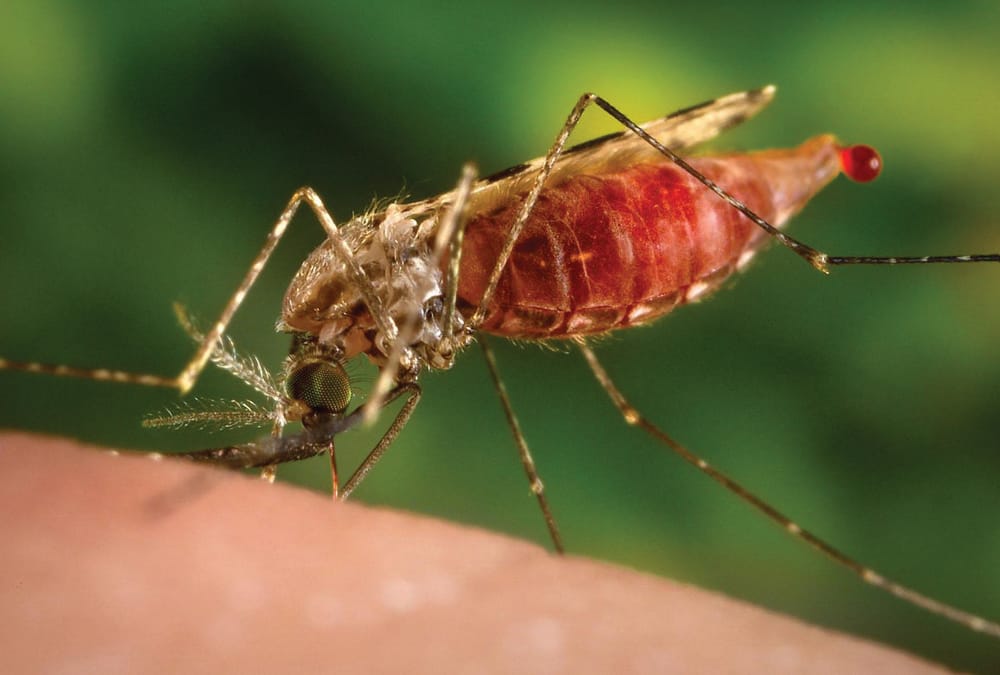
[2, 1, 998, 670]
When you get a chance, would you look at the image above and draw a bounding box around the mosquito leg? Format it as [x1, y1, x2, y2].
[0, 187, 393, 395]
[353, 164, 566, 548]
[437, 163, 478, 341]
[340, 382, 422, 498]
[480, 337, 564, 554]
[586, 96, 999, 272]
[175, 187, 393, 394]
[361, 164, 478, 426]
[575, 338, 1000, 637]
[433, 162, 565, 550]
[470, 93, 602, 328]
[0, 359, 180, 388]
[329, 441, 340, 499]
[1, 190, 321, 391]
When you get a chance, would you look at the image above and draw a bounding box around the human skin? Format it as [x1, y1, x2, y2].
[1, 433, 945, 673]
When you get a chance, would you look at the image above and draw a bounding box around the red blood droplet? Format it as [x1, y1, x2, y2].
[838, 144, 882, 182]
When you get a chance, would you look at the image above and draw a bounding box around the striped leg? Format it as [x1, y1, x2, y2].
[1, 187, 389, 397]
[576, 338, 1000, 638]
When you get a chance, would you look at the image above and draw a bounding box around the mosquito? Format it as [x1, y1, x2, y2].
[1, 85, 998, 639]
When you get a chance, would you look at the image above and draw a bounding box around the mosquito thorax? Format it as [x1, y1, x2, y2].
[282, 204, 455, 370]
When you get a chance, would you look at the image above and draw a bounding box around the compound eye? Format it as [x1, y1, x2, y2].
[286, 359, 352, 414]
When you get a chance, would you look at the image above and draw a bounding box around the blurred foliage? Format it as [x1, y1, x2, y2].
[1, 1, 998, 670]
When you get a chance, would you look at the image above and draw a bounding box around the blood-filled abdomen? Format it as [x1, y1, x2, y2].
[458, 135, 843, 338]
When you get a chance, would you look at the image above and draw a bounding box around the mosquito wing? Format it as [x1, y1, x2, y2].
[398, 86, 776, 219]
[458, 86, 776, 215]
[552, 84, 776, 175]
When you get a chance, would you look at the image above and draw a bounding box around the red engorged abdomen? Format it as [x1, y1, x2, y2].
[456, 158, 780, 338]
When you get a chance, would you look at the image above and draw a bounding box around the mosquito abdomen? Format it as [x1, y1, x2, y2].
[459, 135, 845, 338]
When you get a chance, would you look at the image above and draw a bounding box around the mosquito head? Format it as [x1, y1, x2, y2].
[837, 144, 882, 183]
